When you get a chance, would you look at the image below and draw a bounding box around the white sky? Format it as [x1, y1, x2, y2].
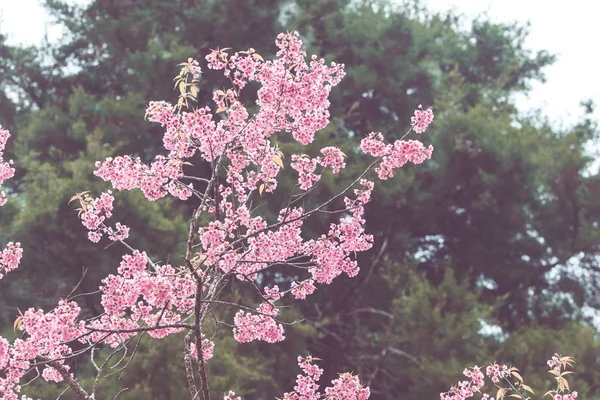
[426, 0, 600, 127]
[0, 0, 599, 126]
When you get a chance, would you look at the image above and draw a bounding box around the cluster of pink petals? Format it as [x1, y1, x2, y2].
[79, 191, 130, 243]
[211, 181, 373, 340]
[277, 356, 370, 400]
[212, 179, 372, 342]
[485, 363, 509, 384]
[0, 338, 9, 372]
[0, 242, 23, 280]
[291, 155, 320, 190]
[95, 32, 346, 206]
[546, 356, 578, 400]
[223, 391, 241, 400]
[89, 251, 197, 345]
[442, 358, 579, 400]
[184, 58, 202, 79]
[0, 300, 83, 398]
[94, 155, 192, 201]
[291, 279, 316, 300]
[0, 250, 206, 398]
[361, 132, 434, 179]
[440, 365, 487, 400]
[189, 177, 373, 341]
[325, 372, 371, 400]
[547, 355, 562, 371]
[233, 302, 284, 343]
[554, 394, 578, 400]
[0, 128, 21, 281]
[188, 334, 215, 361]
[0, 32, 438, 398]
[290, 147, 346, 191]
[319, 146, 346, 173]
[0, 126, 15, 207]
[411, 104, 434, 134]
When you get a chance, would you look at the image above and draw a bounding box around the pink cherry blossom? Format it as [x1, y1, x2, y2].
[0, 242, 23, 279]
[411, 104, 434, 134]
[0, 126, 15, 207]
[0, 32, 438, 399]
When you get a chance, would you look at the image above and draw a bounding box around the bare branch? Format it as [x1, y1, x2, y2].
[36, 356, 91, 400]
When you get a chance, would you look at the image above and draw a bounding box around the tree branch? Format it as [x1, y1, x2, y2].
[36, 356, 91, 400]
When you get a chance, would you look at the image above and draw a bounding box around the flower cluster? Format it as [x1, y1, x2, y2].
[0, 32, 438, 399]
[233, 302, 284, 343]
[325, 372, 371, 400]
[75, 191, 130, 243]
[291, 154, 320, 190]
[0, 250, 205, 398]
[223, 391, 241, 400]
[94, 155, 193, 201]
[485, 363, 510, 384]
[0, 128, 22, 282]
[0, 300, 83, 397]
[319, 146, 346, 173]
[440, 365, 487, 400]
[546, 355, 578, 400]
[548, 355, 562, 371]
[88, 251, 198, 346]
[291, 279, 316, 300]
[411, 104, 434, 134]
[289, 147, 347, 191]
[0, 126, 15, 207]
[0, 242, 23, 280]
[361, 132, 434, 180]
[443, 355, 578, 400]
[188, 334, 215, 361]
[278, 356, 370, 400]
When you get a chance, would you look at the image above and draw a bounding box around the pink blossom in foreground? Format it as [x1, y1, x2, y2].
[0, 337, 9, 370]
[442, 356, 579, 400]
[319, 146, 346, 173]
[189, 334, 215, 361]
[440, 365, 487, 400]
[291, 279, 316, 299]
[0, 128, 21, 281]
[223, 391, 241, 400]
[361, 132, 434, 180]
[0, 126, 15, 207]
[276, 356, 370, 400]
[291, 154, 320, 190]
[0, 32, 436, 398]
[411, 104, 434, 134]
[77, 191, 130, 243]
[0, 242, 23, 279]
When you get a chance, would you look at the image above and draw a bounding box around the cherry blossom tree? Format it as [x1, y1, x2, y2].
[0, 32, 434, 400]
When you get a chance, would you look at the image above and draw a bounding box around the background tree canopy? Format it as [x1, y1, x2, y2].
[1, 0, 599, 399]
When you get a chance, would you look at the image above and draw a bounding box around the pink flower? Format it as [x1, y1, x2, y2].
[0, 336, 9, 370]
[0, 242, 23, 279]
[0, 126, 16, 208]
[0, 32, 438, 398]
[411, 104, 434, 134]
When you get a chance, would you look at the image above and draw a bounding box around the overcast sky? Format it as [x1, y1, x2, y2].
[426, 0, 600, 127]
[0, 0, 599, 127]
